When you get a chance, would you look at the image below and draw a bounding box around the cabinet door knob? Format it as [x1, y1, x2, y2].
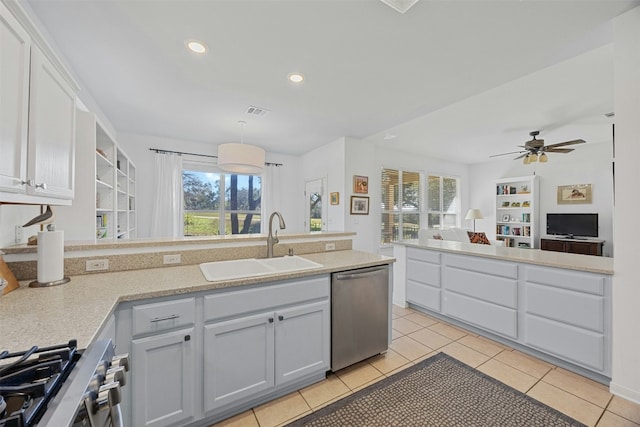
[184, 335, 190, 341]
[35, 182, 47, 190]
[20, 179, 34, 187]
[268, 317, 274, 323]
[278, 315, 284, 321]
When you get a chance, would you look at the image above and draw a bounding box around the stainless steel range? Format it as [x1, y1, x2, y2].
[0, 339, 128, 427]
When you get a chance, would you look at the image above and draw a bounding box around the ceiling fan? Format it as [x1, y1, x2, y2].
[491, 131, 586, 164]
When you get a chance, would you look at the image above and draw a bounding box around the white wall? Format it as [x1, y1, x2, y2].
[118, 133, 303, 237]
[300, 137, 347, 233]
[611, 5, 640, 404]
[469, 141, 614, 256]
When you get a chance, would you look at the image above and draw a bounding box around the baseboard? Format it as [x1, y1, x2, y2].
[610, 381, 640, 405]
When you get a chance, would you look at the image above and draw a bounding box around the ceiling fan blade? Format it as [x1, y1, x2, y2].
[545, 139, 586, 149]
[544, 148, 574, 153]
[514, 153, 529, 160]
[489, 150, 527, 158]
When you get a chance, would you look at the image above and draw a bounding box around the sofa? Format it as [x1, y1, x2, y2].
[418, 227, 504, 246]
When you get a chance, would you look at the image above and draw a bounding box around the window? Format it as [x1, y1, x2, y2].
[427, 175, 460, 229]
[381, 168, 421, 244]
[183, 169, 261, 236]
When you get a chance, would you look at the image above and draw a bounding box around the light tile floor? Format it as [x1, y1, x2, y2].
[212, 306, 640, 427]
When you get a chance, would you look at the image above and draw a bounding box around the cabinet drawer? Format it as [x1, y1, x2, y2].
[407, 247, 440, 264]
[204, 276, 330, 322]
[407, 259, 440, 287]
[524, 315, 605, 372]
[442, 266, 517, 308]
[407, 281, 441, 312]
[443, 254, 517, 279]
[132, 297, 195, 336]
[525, 283, 604, 332]
[443, 291, 517, 339]
[524, 265, 605, 295]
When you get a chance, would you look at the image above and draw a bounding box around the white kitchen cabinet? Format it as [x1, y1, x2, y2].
[0, 2, 30, 194]
[522, 265, 610, 375]
[116, 275, 330, 427]
[275, 301, 330, 385]
[203, 313, 275, 412]
[406, 247, 441, 312]
[402, 244, 612, 381]
[202, 276, 330, 416]
[205, 298, 330, 413]
[0, 2, 78, 205]
[131, 328, 195, 427]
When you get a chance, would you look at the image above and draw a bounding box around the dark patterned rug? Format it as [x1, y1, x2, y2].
[286, 352, 586, 427]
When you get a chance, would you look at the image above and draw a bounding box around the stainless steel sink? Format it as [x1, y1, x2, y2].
[199, 256, 323, 282]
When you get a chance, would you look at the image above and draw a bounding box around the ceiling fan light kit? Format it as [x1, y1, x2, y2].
[493, 130, 586, 164]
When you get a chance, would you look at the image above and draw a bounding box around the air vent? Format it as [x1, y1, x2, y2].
[245, 105, 270, 117]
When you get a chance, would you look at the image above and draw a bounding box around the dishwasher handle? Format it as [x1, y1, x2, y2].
[333, 265, 388, 281]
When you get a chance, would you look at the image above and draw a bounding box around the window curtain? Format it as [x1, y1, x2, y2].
[262, 164, 282, 221]
[150, 152, 184, 238]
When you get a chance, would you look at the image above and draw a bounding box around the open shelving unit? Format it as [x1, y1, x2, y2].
[56, 110, 136, 241]
[495, 176, 539, 248]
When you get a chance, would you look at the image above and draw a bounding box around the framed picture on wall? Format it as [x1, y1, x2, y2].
[353, 175, 369, 194]
[330, 192, 339, 205]
[350, 196, 369, 215]
[557, 184, 592, 204]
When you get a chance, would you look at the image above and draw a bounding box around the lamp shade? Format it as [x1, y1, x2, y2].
[217, 143, 265, 174]
[465, 208, 484, 220]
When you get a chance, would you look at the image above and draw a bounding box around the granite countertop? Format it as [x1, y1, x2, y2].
[0, 250, 393, 351]
[398, 239, 613, 275]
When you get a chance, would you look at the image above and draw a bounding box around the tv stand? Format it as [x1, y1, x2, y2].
[541, 237, 604, 256]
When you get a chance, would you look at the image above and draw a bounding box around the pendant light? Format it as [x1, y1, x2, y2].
[217, 121, 265, 174]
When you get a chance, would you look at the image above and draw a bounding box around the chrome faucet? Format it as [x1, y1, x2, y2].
[266, 211, 286, 258]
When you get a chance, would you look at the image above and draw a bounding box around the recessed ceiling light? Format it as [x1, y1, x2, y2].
[288, 73, 304, 83]
[186, 40, 207, 54]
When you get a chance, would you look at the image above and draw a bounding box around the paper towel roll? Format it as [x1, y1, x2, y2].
[37, 230, 64, 283]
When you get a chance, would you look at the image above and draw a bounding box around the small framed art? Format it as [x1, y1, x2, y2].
[353, 175, 369, 194]
[330, 192, 339, 205]
[350, 196, 369, 215]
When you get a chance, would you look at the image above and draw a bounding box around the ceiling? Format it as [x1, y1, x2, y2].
[24, 0, 639, 164]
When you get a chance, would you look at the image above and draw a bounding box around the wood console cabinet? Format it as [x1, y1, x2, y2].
[541, 238, 603, 256]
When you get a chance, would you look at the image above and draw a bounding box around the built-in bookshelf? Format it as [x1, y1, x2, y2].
[56, 110, 136, 241]
[495, 176, 539, 248]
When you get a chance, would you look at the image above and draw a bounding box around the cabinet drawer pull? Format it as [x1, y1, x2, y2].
[150, 314, 179, 323]
[278, 315, 284, 321]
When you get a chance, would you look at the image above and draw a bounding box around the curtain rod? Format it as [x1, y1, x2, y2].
[149, 148, 283, 167]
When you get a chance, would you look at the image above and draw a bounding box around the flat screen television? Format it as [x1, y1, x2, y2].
[546, 213, 598, 238]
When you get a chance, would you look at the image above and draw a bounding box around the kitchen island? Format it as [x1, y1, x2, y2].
[0, 249, 393, 427]
[394, 239, 613, 384]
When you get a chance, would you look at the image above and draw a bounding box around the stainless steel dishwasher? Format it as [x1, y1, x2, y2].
[331, 264, 389, 371]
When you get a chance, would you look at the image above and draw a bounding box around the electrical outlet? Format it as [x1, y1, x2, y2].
[15, 225, 23, 244]
[163, 254, 181, 264]
[325, 243, 336, 251]
[86, 259, 109, 271]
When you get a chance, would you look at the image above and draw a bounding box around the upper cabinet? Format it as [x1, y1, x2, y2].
[0, 1, 78, 205]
